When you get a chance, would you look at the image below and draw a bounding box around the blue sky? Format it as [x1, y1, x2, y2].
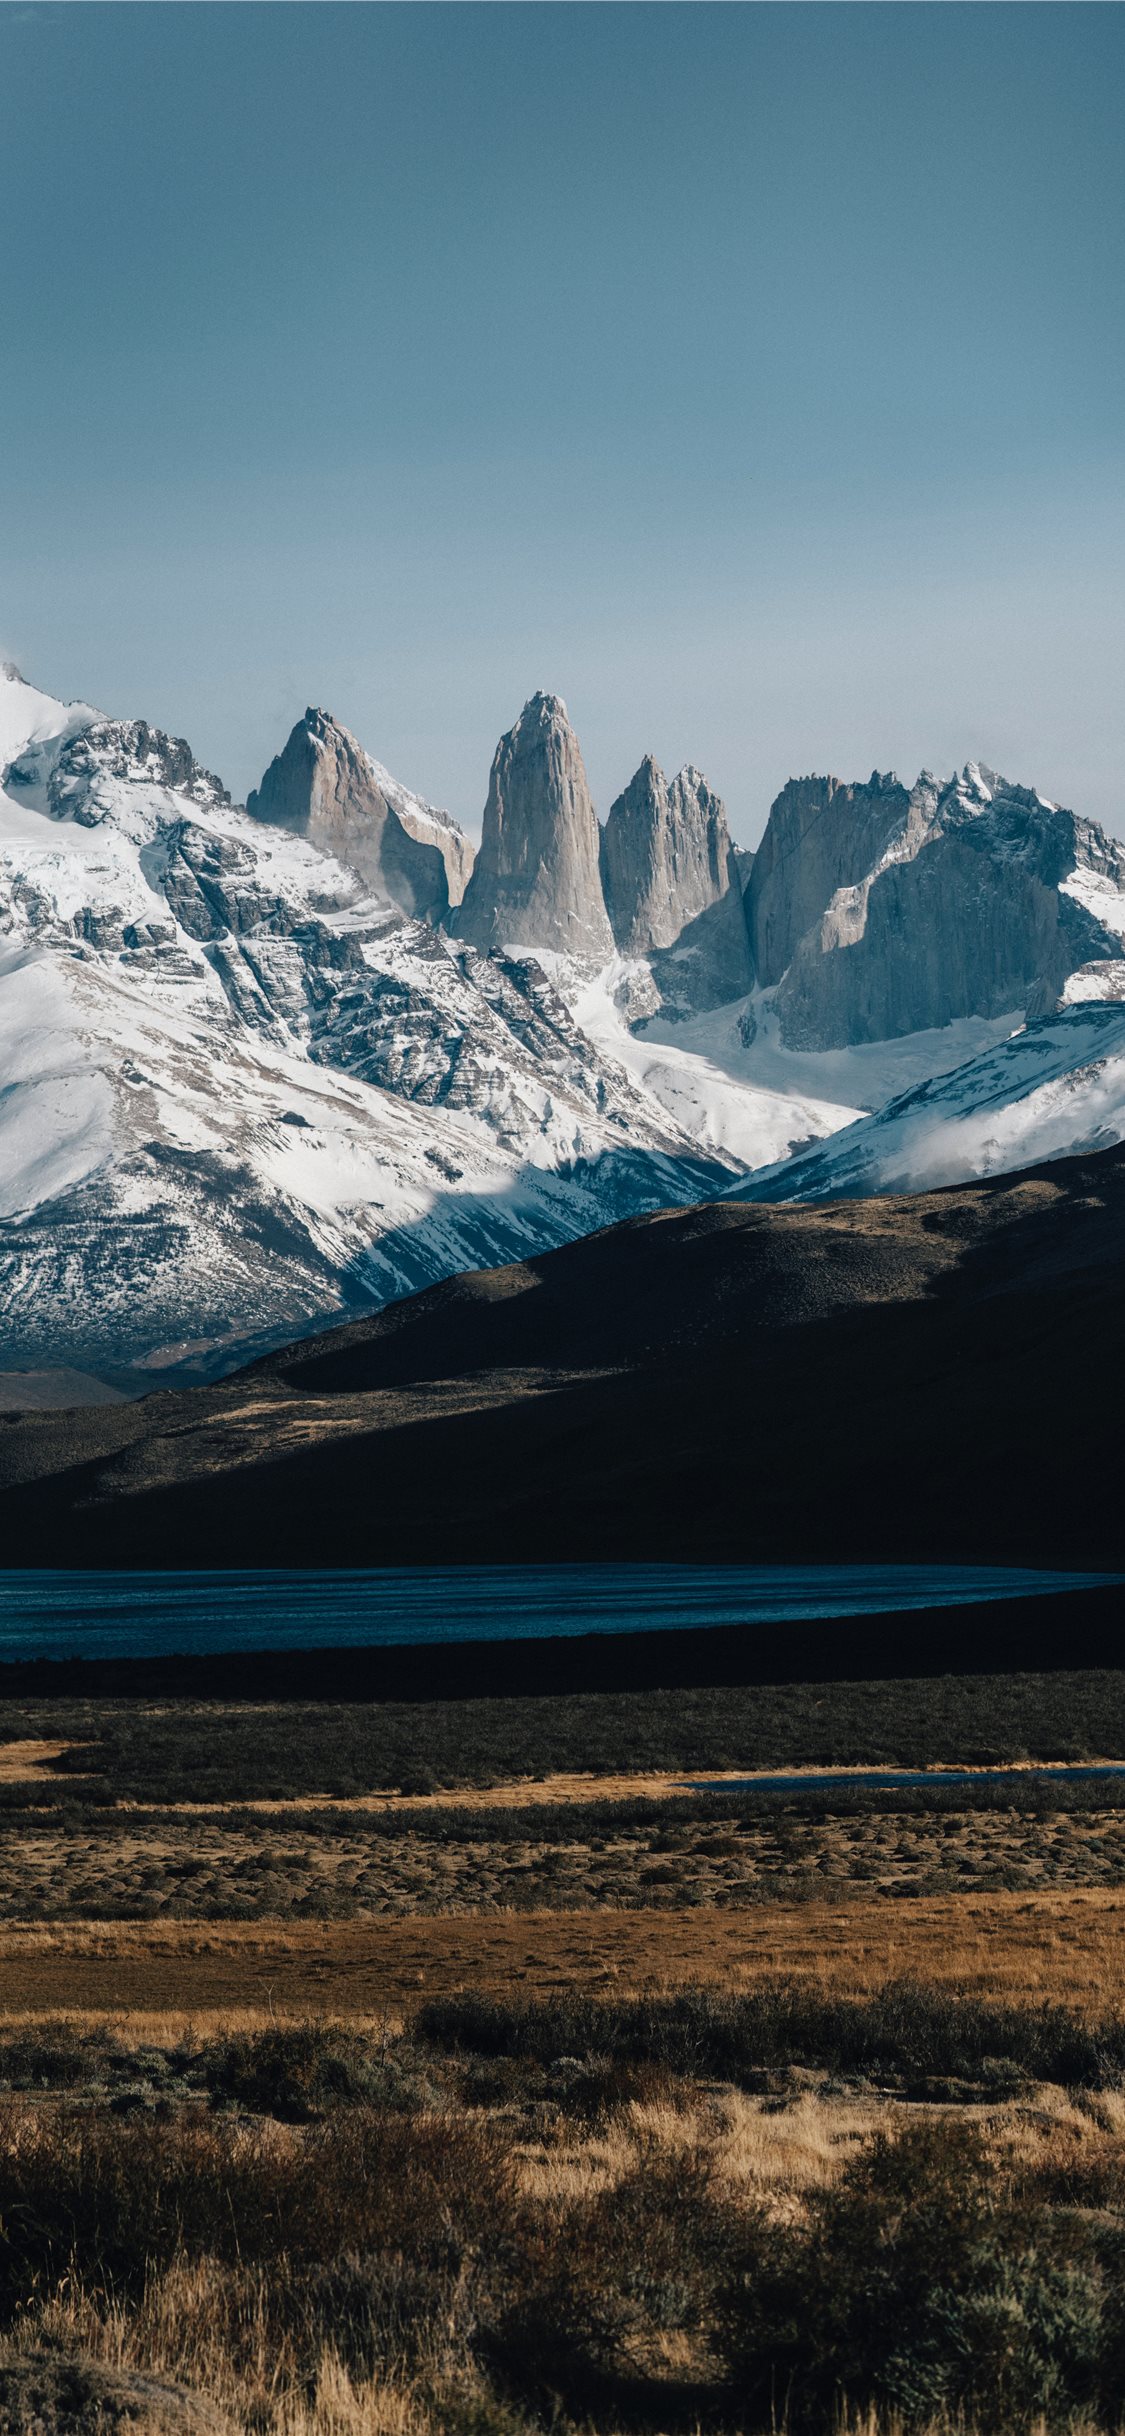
[1, 2, 1122, 841]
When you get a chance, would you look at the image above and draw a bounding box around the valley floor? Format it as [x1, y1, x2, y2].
[5, 1675, 1125, 2434]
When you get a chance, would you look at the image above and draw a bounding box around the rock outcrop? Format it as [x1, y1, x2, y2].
[600, 758, 730, 949]
[8, 718, 231, 821]
[768, 764, 1125, 1049]
[455, 693, 614, 960]
[746, 770, 911, 989]
[600, 756, 753, 1013]
[247, 708, 473, 921]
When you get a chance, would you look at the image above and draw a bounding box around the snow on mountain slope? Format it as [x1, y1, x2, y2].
[630, 989, 1026, 1126]
[561, 959, 859, 1169]
[0, 662, 96, 770]
[0, 668, 744, 1377]
[728, 1003, 1125, 1203]
[11, 656, 1125, 1380]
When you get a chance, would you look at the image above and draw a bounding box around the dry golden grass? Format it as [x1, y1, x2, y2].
[0, 2286, 430, 2436]
[121, 1769, 707, 1815]
[44, 1760, 1125, 1818]
[4, 1888, 1125, 2027]
[0, 1737, 88, 1781]
[3, 2079, 1124, 2436]
[513, 2084, 883, 2211]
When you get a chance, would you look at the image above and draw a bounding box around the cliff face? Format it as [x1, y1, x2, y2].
[247, 709, 473, 920]
[598, 755, 752, 1014]
[600, 759, 734, 945]
[454, 693, 615, 960]
[746, 771, 913, 990]
[0, 668, 739, 1384]
[768, 766, 1125, 1049]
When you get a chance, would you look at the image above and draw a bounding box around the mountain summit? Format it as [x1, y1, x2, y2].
[247, 707, 473, 921]
[0, 666, 739, 1383]
[6, 649, 1125, 1389]
[746, 763, 1125, 1049]
[599, 756, 752, 1014]
[601, 757, 737, 954]
[455, 693, 615, 959]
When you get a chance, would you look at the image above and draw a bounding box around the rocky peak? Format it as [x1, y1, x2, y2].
[454, 692, 614, 960]
[768, 760, 1125, 1051]
[47, 720, 231, 827]
[600, 754, 740, 955]
[246, 708, 472, 922]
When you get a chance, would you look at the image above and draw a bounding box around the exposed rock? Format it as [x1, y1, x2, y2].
[773, 765, 1125, 1049]
[163, 821, 295, 943]
[0, 668, 741, 1380]
[246, 708, 473, 920]
[600, 756, 752, 1013]
[746, 769, 912, 988]
[1029, 958, 1125, 1017]
[647, 887, 755, 1020]
[455, 693, 614, 960]
[48, 720, 231, 825]
[600, 758, 729, 944]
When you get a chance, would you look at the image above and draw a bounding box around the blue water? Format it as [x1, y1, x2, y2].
[0, 1563, 1117, 1664]
[685, 1766, 1125, 1795]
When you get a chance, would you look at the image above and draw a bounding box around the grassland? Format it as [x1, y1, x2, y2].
[6, 1670, 1125, 2432]
[5, 1665, 1125, 1799]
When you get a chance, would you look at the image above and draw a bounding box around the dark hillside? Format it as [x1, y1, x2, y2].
[0, 1142, 1122, 1575]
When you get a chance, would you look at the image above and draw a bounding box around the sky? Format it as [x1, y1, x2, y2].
[0, 2, 1122, 845]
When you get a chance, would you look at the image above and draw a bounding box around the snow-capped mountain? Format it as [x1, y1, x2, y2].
[727, 1001, 1125, 1203]
[0, 666, 756, 1380]
[5, 654, 1125, 1386]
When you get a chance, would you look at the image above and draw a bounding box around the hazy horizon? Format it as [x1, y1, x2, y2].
[2, 2, 1122, 845]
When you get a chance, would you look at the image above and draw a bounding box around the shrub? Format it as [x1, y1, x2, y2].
[0, 2107, 513, 2313]
[484, 2147, 742, 2413]
[418, 1980, 1125, 2092]
[720, 2121, 1105, 2431]
[199, 2024, 435, 2120]
[0, 2028, 106, 2090]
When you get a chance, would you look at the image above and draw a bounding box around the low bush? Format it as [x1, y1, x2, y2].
[485, 2146, 742, 2412]
[3, 2088, 1125, 2431]
[12, 1666, 1125, 1802]
[0, 2027, 107, 2091]
[200, 2024, 436, 2119]
[720, 2120, 1107, 2430]
[0, 2107, 513, 2313]
[419, 1979, 1125, 2092]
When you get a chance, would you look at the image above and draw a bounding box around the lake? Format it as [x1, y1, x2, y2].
[0, 1563, 1118, 1664]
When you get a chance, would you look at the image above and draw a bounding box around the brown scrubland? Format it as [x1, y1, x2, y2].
[5, 1675, 1125, 2433]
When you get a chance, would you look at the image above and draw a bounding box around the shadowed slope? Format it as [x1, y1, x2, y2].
[0, 1142, 1122, 1571]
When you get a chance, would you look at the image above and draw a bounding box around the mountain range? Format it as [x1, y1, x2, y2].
[2, 657, 1125, 1389]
